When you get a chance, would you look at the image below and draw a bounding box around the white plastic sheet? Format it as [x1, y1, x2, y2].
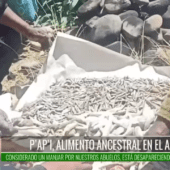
[0, 93, 22, 120]
[1, 32, 169, 170]
[16, 32, 170, 110]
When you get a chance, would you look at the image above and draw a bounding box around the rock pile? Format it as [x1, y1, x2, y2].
[74, 0, 170, 65]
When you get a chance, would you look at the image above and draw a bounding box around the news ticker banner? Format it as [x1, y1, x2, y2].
[1, 136, 170, 152]
[1, 137, 170, 162]
[2, 153, 170, 162]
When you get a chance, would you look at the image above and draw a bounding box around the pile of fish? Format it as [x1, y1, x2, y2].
[19, 77, 170, 137]
[15, 77, 170, 170]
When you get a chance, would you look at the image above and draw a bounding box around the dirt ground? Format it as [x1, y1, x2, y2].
[1, 41, 47, 97]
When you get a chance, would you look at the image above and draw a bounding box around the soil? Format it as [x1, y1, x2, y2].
[1, 41, 47, 95]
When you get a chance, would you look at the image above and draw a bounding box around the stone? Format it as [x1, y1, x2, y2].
[103, 0, 131, 14]
[85, 16, 99, 28]
[144, 15, 163, 35]
[84, 15, 122, 46]
[141, 0, 169, 16]
[131, 0, 149, 5]
[119, 10, 138, 20]
[106, 41, 131, 56]
[162, 6, 170, 29]
[128, 1, 140, 12]
[122, 16, 144, 39]
[78, 0, 101, 21]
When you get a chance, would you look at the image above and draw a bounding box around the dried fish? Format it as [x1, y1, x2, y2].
[63, 122, 78, 136]
[112, 127, 125, 136]
[20, 77, 170, 138]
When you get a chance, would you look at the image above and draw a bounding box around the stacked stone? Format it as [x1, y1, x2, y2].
[73, 0, 170, 65]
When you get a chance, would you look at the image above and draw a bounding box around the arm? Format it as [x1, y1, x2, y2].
[0, 7, 30, 37]
[0, 6, 54, 48]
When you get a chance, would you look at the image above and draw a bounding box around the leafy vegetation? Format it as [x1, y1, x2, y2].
[35, 0, 87, 29]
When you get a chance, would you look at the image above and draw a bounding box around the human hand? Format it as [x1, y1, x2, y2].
[26, 26, 55, 50]
[0, 109, 18, 136]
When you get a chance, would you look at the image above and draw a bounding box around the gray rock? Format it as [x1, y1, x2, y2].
[103, 0, 131, 14]
[85, 16, 99, 28]
[141, 0, 169, 15]
[78, 0, 101, 21]
[106, 41, 131, 56]
[162, 5, 170, 29]
[128, 1, 140, 13]
[84, 15, 122, 46]
[144, 15, 163, 35]
[131, 0, 149, 5]
[119, 10, 138, 20]
[122, 16, 144, 39]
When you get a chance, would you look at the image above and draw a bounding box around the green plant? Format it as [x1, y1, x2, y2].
[35, 0, 87, 29]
